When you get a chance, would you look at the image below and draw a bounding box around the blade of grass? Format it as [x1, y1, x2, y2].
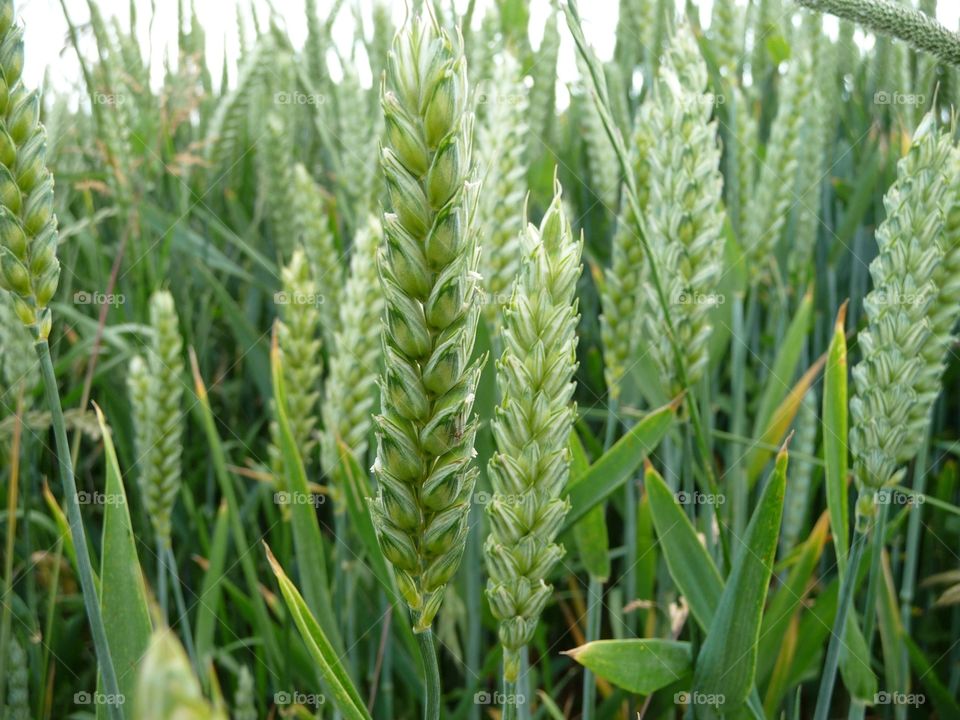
[562, 640, 693, 695]
[824, 302, 850, 573]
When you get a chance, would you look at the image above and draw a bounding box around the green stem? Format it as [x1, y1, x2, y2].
[582, 575, 602, 720]
[517, 646, 530, 720]
[502, 676, 518, 720]
[157, 545, 168, 621]
[847, 497, 889, 720]
[164, 545, 198, 673]
[813, 512, 869, 720]
[36, 339, 123, 720]
[417, 628, 441, 720]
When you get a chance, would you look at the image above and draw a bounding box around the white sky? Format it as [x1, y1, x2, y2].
[19, 0, 960, 98]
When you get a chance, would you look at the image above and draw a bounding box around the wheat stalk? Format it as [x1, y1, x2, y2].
[370, 13, 483, 634]
[485, 181, 581, 682]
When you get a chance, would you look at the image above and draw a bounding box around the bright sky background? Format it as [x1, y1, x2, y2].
[19, 0, 960, 99]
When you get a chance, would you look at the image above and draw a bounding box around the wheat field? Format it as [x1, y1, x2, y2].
[1, 0, 960, 718]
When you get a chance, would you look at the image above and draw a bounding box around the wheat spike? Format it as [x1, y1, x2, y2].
[485, 181, 581, 682]
[370, 14, 484, 633]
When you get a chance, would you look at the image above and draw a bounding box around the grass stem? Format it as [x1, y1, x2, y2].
[417, 627, 441, 720]
[36, 338, 122, 719]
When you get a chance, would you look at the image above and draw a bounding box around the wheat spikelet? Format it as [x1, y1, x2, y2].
[0, 288, 37, 408]
[233, 667, 256, 720]
[485, 182, 581, 682]
[336, 66, 381, 220]
[128, 290, 184, 549]
[642, 24, 725, 393]
[711, 0, 744, 73]
[0, 1, 61, 341]
[136, 630, 228, 720]
[5, 635, 28, 720]
[370, 13, 484, 633]
[476, 52, 529, 331]
[322, 214, 384, 476]
[850, 116, 955, 489]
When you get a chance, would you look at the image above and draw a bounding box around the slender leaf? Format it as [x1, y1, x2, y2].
[823, 303, 850, 572]
[562, 640, 692, 695]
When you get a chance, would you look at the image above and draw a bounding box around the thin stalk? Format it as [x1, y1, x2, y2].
[465, 501, 481, 720]
[157, 547, 168, 620]
[898, 431, 931, 704]
[813, 510, 869, 720]
[502, 676, 518, 720]
[36, 339, 122, 720]
[164, 546, 198, 672]
[517, 646, 530, 720]
[417, 628, 440, 720]
[0, 387, 24, 704]
[847, 497, 889, 720]
[581, 576, 602, 720]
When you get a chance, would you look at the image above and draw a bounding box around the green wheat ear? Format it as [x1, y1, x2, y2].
[485, 180, 582, 683]
[642, 23, 725, 394]
[128, 290, 184, 549]
[322, 214, 384, 478]
[0, 0, 60, 341]
[370, 12, 484, 633]
[0, 287, 37, 405]
[269, 247, 324, 475]
[850, 114, 960, 492]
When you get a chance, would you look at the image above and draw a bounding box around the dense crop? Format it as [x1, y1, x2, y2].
[2, 0, 960, 718]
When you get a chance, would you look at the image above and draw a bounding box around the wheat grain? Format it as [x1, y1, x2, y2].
[135, 629, 228, 720]
[370, 14, 484, 633]
[485, 181, 581, 682]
